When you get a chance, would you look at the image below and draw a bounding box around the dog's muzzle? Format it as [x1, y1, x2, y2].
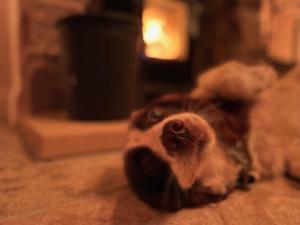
[161, 119, 209, 156]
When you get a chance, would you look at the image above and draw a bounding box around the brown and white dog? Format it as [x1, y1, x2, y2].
[123, 61, 300, 211]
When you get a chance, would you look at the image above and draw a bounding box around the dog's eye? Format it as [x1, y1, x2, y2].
[147, 108, 163, 121]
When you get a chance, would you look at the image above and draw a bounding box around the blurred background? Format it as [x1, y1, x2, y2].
[0, 0, 300, 157]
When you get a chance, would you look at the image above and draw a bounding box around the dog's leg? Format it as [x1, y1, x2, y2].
[191, 61, 278, 102]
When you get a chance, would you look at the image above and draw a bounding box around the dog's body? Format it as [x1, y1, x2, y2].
[124, 61, 300, 210]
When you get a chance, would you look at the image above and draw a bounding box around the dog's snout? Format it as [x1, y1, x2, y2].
[161, 120, 193, 155]
[169, 120, 186, 134]
[161, 117, 212, 156]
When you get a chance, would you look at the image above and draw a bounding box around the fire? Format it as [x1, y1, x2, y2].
[142, 8, 181, 60]
[143, 18, 164, 43]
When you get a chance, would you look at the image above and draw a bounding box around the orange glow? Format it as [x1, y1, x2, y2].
[142, 1, 188, 61]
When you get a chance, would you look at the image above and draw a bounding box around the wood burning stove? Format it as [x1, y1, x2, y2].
[138, 0, 201, 105]
[58, 10, 141, 121]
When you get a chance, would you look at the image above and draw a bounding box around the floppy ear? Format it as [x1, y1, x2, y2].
[123, 147, 186, 210]
[191, 61, 278, 102]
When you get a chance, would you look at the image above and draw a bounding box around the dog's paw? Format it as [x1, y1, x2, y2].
[191, 61, 278, 102]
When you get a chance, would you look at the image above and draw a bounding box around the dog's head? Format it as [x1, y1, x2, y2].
[124, 94, 254, 210]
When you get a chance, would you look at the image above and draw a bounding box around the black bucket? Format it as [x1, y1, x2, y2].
[58, 12, 141, 120]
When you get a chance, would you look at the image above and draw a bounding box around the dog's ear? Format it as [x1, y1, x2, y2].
[123, 147, 186, 210]
[124, 147, 169, 185]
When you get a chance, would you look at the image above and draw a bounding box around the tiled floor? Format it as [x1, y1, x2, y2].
[1, 125, 300, 225]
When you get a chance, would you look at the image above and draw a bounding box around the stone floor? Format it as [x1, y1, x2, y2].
[1, 125, 300, 225]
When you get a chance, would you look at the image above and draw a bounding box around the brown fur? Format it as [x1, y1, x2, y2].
[249, 67, 300, 179]
[124, 61, 300, 210]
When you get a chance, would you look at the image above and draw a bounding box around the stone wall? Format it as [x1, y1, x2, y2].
[233, 0, 263, 63]
[20, 0, 87, 114]
[191, 0, 263, 77]
[0, 0, 13, 121]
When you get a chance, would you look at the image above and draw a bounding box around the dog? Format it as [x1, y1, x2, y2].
[123, 61, 300, 211]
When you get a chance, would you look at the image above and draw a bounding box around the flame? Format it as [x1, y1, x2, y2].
[142, 8, 181, 60]
[143, 18, 164, 44]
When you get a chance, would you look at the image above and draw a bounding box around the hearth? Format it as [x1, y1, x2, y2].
[14, 0, 284, 158]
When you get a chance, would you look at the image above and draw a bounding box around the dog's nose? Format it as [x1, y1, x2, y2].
[161, 120, 194, 155]
[169, 120, 185, 134]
